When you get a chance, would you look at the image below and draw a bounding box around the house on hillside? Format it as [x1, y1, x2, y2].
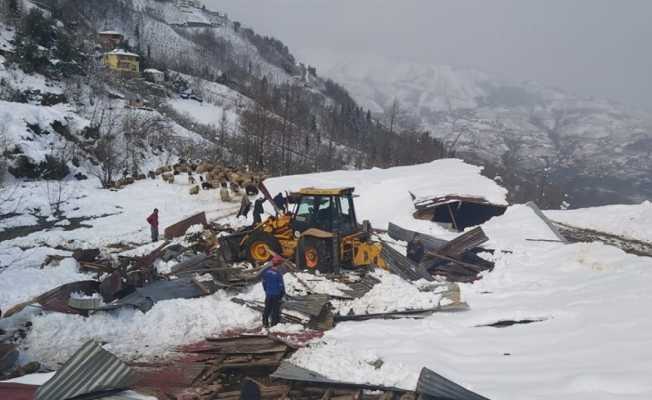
[98, 31, 124, 50]
[102, 49, 140, 76]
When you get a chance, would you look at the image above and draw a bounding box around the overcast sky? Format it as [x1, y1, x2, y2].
[203, 0, 652, 110]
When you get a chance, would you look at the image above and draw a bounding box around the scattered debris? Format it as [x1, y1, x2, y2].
[388, 222, 447, 253]
[552, 220, 652, 258]
[412, 195, 507, 231]
[477, 319, 547, 328]
[164, 212, 208, 240]
[334, 303, 469, 322]
[272, 361, 407, 393]
[388, 224, 494, 282]
[35, 340, 137, 400]
[72, 248, 101, 263]
[95, 277, 221, 313]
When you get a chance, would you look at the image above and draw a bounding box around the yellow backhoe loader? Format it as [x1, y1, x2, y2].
[220, 185, 387, 273]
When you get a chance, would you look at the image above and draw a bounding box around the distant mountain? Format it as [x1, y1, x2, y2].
[304, 52, 652, 207]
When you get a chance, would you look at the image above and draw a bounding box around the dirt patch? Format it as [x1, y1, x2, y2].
[0, 212, 120, 243]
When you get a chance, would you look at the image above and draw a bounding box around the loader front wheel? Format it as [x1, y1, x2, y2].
[297, 236, 333, 274]
[244, 232, 282, 264]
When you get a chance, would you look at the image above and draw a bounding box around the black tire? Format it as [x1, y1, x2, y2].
[243, 232, 282, 264]
[297, 236, 334, 274]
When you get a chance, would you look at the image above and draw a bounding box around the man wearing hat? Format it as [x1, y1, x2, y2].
[261, 254, 286, 328]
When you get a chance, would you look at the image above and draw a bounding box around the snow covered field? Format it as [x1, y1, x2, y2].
[547, 201, 652, 243]
[1, 160, 652, 399]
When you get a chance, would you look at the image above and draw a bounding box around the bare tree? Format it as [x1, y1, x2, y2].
[44, 180, 72, 218]
[87, 97, 121, 188]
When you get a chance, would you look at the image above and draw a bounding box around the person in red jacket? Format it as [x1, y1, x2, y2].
[146, 208, 159, 242]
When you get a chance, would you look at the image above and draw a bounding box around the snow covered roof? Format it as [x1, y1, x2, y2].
[143, 68, 163, 74]
[265, 159, 508, 231]
[104, 49, 139, 58]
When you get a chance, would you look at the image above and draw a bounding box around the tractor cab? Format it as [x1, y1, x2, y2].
[290, 187, 359, 236]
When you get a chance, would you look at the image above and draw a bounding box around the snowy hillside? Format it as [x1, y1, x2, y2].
[305, 52, 652, 207]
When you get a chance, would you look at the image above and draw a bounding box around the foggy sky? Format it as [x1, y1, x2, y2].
[203, 0, 652, 110]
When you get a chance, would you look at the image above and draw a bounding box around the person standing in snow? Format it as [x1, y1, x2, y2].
[237, 193, 252, 218]
[252, 197, 265, 225]
[262, 254, 286, 328]
[146, 208, 159, 242]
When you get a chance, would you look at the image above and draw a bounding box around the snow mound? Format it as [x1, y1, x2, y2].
[265, 159, 508, 231]
[546, 201, 652, 243]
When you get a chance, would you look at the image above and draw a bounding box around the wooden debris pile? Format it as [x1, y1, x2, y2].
[388, 223, 494, 282]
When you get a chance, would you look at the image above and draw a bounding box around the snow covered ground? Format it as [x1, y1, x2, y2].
[547, 201, 652, 242]
[1, 160, 651, 399]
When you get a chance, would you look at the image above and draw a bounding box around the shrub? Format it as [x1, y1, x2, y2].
[39, 155, 70, 180]
[9, 155, 39, 179]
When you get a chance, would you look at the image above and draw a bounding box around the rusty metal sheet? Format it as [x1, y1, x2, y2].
[37, 280, 101, 316]
[0, 383, 38, 400]
[416, 367, 490, 400]
[35, 340, 137, 400]
[164, 212, 208, 240]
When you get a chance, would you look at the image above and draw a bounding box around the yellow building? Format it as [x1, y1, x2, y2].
[102, 49, 140, 75]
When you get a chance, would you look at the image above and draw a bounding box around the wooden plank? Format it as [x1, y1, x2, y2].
[436, 227, 488, 258]
[192, 278, 212, 295]
[447, 204, 459, 231]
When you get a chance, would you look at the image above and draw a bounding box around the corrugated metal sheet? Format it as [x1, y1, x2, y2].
[35, 340, 136, 400]
[416, 367, 490, 400]
[271, 362, 405, 392]
[388, 222, 448, 253]
[283, 294, 329, 317]
[381, 245, 432, 281]
[341, 274, 381, 298]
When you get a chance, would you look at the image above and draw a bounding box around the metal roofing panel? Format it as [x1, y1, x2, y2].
[272, 362, 405, 391]
[283, 294, 329, 317]
[35, 340, 136, 400]
[416, 367, 490, 400]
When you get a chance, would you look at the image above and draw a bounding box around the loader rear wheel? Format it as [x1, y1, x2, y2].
[297, 236, 333, 274]
[244, 232, 282, 264]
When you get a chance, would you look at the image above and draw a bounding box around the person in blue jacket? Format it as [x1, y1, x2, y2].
[262, 254, 286, 328]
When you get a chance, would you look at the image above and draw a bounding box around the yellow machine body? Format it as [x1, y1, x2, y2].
[238, 186, 387, 269]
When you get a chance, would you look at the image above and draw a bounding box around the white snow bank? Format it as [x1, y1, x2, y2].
[547, 201, 652, 243]
[290, 213, 652, 399]
[0, 178, 240, 250]
[22, 291, 259, 368]
[332, 270, 443, 315]
[0, 253, 86, 310]
[265, 159, 508, 231]
[168, 98, 238, 127]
